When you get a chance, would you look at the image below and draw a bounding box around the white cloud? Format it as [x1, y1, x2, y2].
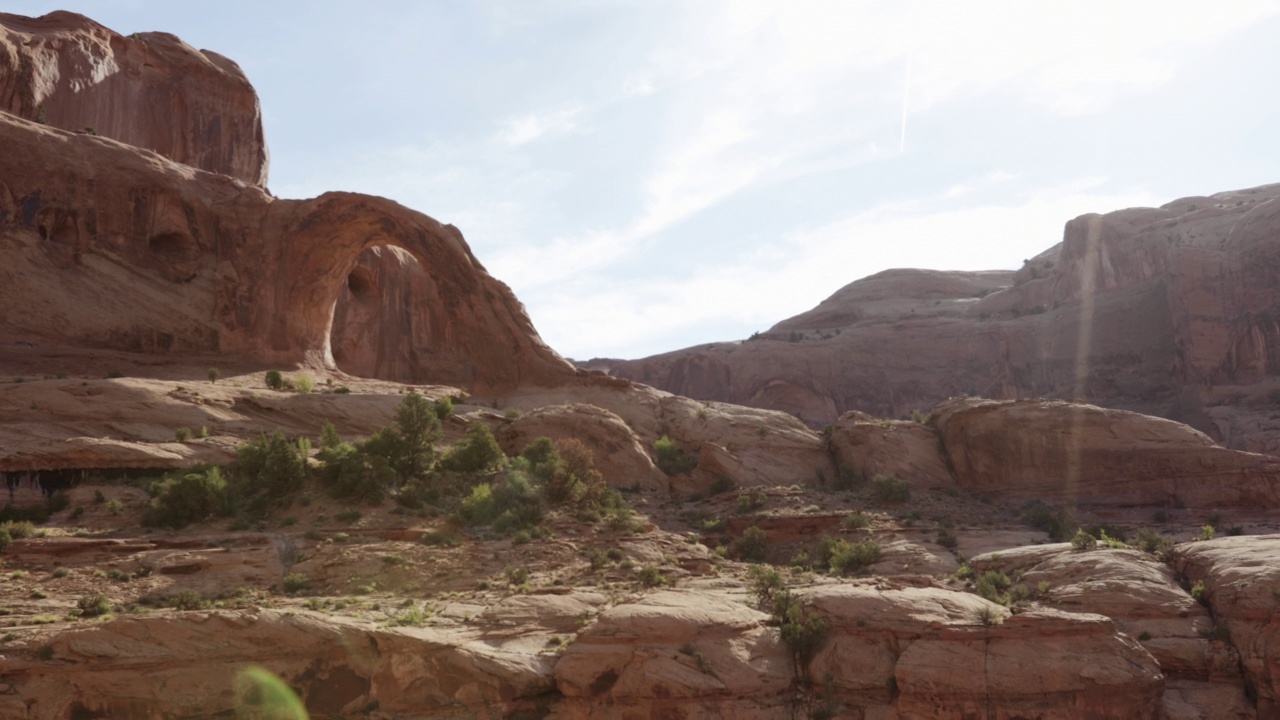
[496, 106, 583, 146]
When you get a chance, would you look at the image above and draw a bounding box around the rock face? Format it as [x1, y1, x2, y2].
[0, 11, 268, 186]
[589, 184, 1280, 453]
[932, 397, 1280, 509]
[0, 111, 571, 394]
[1176, 535, 1280, 716]
[5, 609, 557, 720]
[820, 398, 1280, 510]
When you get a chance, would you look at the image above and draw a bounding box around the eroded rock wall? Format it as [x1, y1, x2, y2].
[0, 11, 269, 186]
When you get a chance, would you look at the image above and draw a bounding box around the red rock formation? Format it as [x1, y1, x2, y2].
[0, 112, 571, 393]
[591, 184, 1280, 453]
[932, 397, 1280, 510]
[1176, 536, 1280, 716]
[0, 11, 269, 186]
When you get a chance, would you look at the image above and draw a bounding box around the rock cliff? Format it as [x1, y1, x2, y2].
[0, 11, 268, 186]
[589, 184, 1280, 453]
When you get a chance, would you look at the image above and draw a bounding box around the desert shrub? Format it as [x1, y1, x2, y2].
[434, 396, 453, 420]
[174, 427, 192, 442]
[636, 566, 668, 587]
[1190, 580, 1208, 605]
[975, 570, 1012, 604]
[76, 593, 112, 617]
[828, 539, 882, 574]
[143, 466, 231, 529]
[1096, 529, 1127, 549]
[1071, 529, 1097, 551]
[264, 370, 284, 390]
[654, 435, 698, 475]
[232, 430, 307, 502]
[0, 517, 37, 535]
[490, 471, 545, 534]
[105, 498, 123, 514]
[171, 589, 211, 610]
[736, 491, 767, 513]
[0, 528, 10, 552]
[282, 573, 310, 595]
[1197, 525, 1215, 541]
[459, 483, 499, 526]
[746, 564, 827, 681]
[976, 604, 1003, 627]
[870, 475, 911, 504]
[318, 433, 396, 504]
[936, 527, 959, 549]
[294, 375, 313, 394]
[733, 526, 769, 562]
[207, 368, 220, 383]
[539, 438, 608, 511]
[842, 511, 870, 530]
[1022, 501, 1076, 541]
[440, 422, 505, 474]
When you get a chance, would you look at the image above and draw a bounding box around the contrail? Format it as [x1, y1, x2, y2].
[900, 51, 912, 152]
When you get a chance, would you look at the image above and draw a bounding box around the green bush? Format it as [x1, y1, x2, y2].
[459, 483, 499, 526]
[282, 572, 310, 595]
[654, 435, 698, 475]
[828, 539, 882, 574]
[440, 423, 504, 474]
[143, 466, 231, 529]
[207, 368, 220, 383]
[733, 526, 768, 562]
[294, 375, 313, 394]
[233, 430, 307, 501]
[76, 593, 112, 617]
[832, 465, 864, 492]
[747, 564, 828, 680]
[1132, 527, 1174, 560]
[636, 566, 668, 587]
[975, 570, 1012, 604]
[0, 528, 10, 553]
[842, 511, 870, 530]
[434, 396, 453, 420]
[264, 370, 284, 390]
[175, 427, 192, 442]
[870, 475, 911, 504]
[1071, 529, 1097, 551]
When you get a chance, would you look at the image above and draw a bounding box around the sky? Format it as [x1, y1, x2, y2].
[11, 1, 1280, 359]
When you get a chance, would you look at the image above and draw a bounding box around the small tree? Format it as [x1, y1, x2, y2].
[440, 423, 505, 474]
[264, 370, 284, 390]
[207, 368, 220, 384]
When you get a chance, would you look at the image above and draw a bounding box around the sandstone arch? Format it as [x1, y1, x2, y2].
[210, 191, 572, 394]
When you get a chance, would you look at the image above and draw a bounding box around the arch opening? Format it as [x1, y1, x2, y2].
[328, 245, 434, 382]
[147, 232, 203, 282]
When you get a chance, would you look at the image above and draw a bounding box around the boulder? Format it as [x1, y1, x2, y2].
[931, 397, 1280, 509]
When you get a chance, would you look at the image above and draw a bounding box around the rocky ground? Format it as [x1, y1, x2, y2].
[2, 359, 1278, 719]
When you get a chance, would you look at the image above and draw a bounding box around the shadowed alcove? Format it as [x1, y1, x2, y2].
[329, 245, 435, 382]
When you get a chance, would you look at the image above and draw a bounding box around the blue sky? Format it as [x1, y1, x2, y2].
[11, 1, 1280, 359]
